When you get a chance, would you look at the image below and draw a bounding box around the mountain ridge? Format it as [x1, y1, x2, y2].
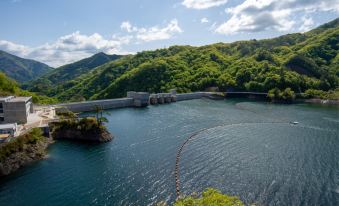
[26, 18, 339, 102]
[0, 50, 52, 83]
[24, 52, 123, 97]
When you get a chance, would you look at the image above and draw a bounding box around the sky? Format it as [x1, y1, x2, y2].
[0, 0, 338, 67]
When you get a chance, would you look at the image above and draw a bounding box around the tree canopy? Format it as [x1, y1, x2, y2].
[174, 188, 244, 206]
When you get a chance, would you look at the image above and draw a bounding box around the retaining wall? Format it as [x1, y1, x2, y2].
[55, 98, 134, 113]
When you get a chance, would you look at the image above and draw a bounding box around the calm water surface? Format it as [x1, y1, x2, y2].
[0, 99, 338, 206]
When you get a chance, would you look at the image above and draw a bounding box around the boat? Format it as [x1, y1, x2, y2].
[290, 121, 299, 125]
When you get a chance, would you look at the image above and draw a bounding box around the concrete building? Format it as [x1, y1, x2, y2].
[0, 96, 33, 124]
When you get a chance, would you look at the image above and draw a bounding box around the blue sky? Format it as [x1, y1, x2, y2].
[0, 0, 338, 67]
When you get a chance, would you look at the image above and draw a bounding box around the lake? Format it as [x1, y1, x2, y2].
[0, 99, 338, 206]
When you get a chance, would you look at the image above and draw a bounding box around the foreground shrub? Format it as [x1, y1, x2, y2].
[174, 188, 244, 206]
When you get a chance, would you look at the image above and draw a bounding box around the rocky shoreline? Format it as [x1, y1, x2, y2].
[0, 135, 53, 176]
[0, 117, 113, 177]
[50, 124, 113, 143]
[302, 98, 339, 105]
[49, 117, 113, 143]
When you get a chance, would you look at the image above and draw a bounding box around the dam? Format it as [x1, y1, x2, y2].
[54, 90, 224, 113]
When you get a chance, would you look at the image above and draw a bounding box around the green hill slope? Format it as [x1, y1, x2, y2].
[0, 50, 52, 82]
[28, 18, 339, 101]
[24, 52, 123, 95]
[0, 72, 56, 104]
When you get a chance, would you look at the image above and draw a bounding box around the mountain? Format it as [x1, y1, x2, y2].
[0, 50, 52, 82]
[0, 72, 56, 104]
[25, 52, 123, 97]
[27, 18, 339, 102]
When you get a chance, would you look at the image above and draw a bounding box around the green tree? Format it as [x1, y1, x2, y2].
[268, 88, 282, 100]
[174, 188, 244, 206]
[94, 105, 109, 126]
[268, 88, 295, 102]
[280, 88, 296, 101]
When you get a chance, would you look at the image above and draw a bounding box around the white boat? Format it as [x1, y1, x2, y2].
[290, 121, 299, 125]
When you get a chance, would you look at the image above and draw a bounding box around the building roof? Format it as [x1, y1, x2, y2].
[0, 96, 14, 102]
[0, 96, 31, 102]
[0, 123, 17, 130]
[8, 97, 31, 102]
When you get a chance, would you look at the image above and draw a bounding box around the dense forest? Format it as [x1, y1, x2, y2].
[24, 18, 339, 102]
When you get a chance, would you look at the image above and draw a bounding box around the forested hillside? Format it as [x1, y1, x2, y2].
[0, 72, 56, 104]
[0, 50, 52, 82]
[24, 52, 122, 94]
[27, 18, 339, 102]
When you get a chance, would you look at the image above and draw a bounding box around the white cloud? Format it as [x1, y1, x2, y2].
[0, 19, 183, 67]
[120, 19, 183, 42]
[182, 0, 228, 9]
[216, 0, 339, 35]
[0, 40, 30, 56]
[299, 16, 314, 32]
[120, 21, 138, 33]
[201, 17, 209, 23]
[0, 31, 131, 67]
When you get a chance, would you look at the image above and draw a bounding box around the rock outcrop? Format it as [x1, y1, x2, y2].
[51, 126, 112, 142]
[49, 118, 113, 143]
[0, 137, 53, 176]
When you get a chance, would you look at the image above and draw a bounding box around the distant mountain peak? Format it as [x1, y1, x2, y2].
[0, 50, 53, 83]
[95, 52, 107, 56]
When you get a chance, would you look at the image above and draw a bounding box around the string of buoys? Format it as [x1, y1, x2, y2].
[174, 101, 334, 199]
[175, 129, 209, 199]
[174, 121, 291, 199]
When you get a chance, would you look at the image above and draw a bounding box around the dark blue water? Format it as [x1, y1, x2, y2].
[0, 99, 338, 206]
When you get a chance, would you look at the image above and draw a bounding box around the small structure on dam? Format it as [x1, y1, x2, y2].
[150, 91, 177, 105]
[127, 91, 150, 107]
[170, 89, 177, 102]
[149, 94, 158, 105]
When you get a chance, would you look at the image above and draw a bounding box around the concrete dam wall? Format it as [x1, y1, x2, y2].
[176, 92, 206, 101]
[53, 91, 216, 113]
[55, 98, 134, 113]
[52, 91, 271, 113]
